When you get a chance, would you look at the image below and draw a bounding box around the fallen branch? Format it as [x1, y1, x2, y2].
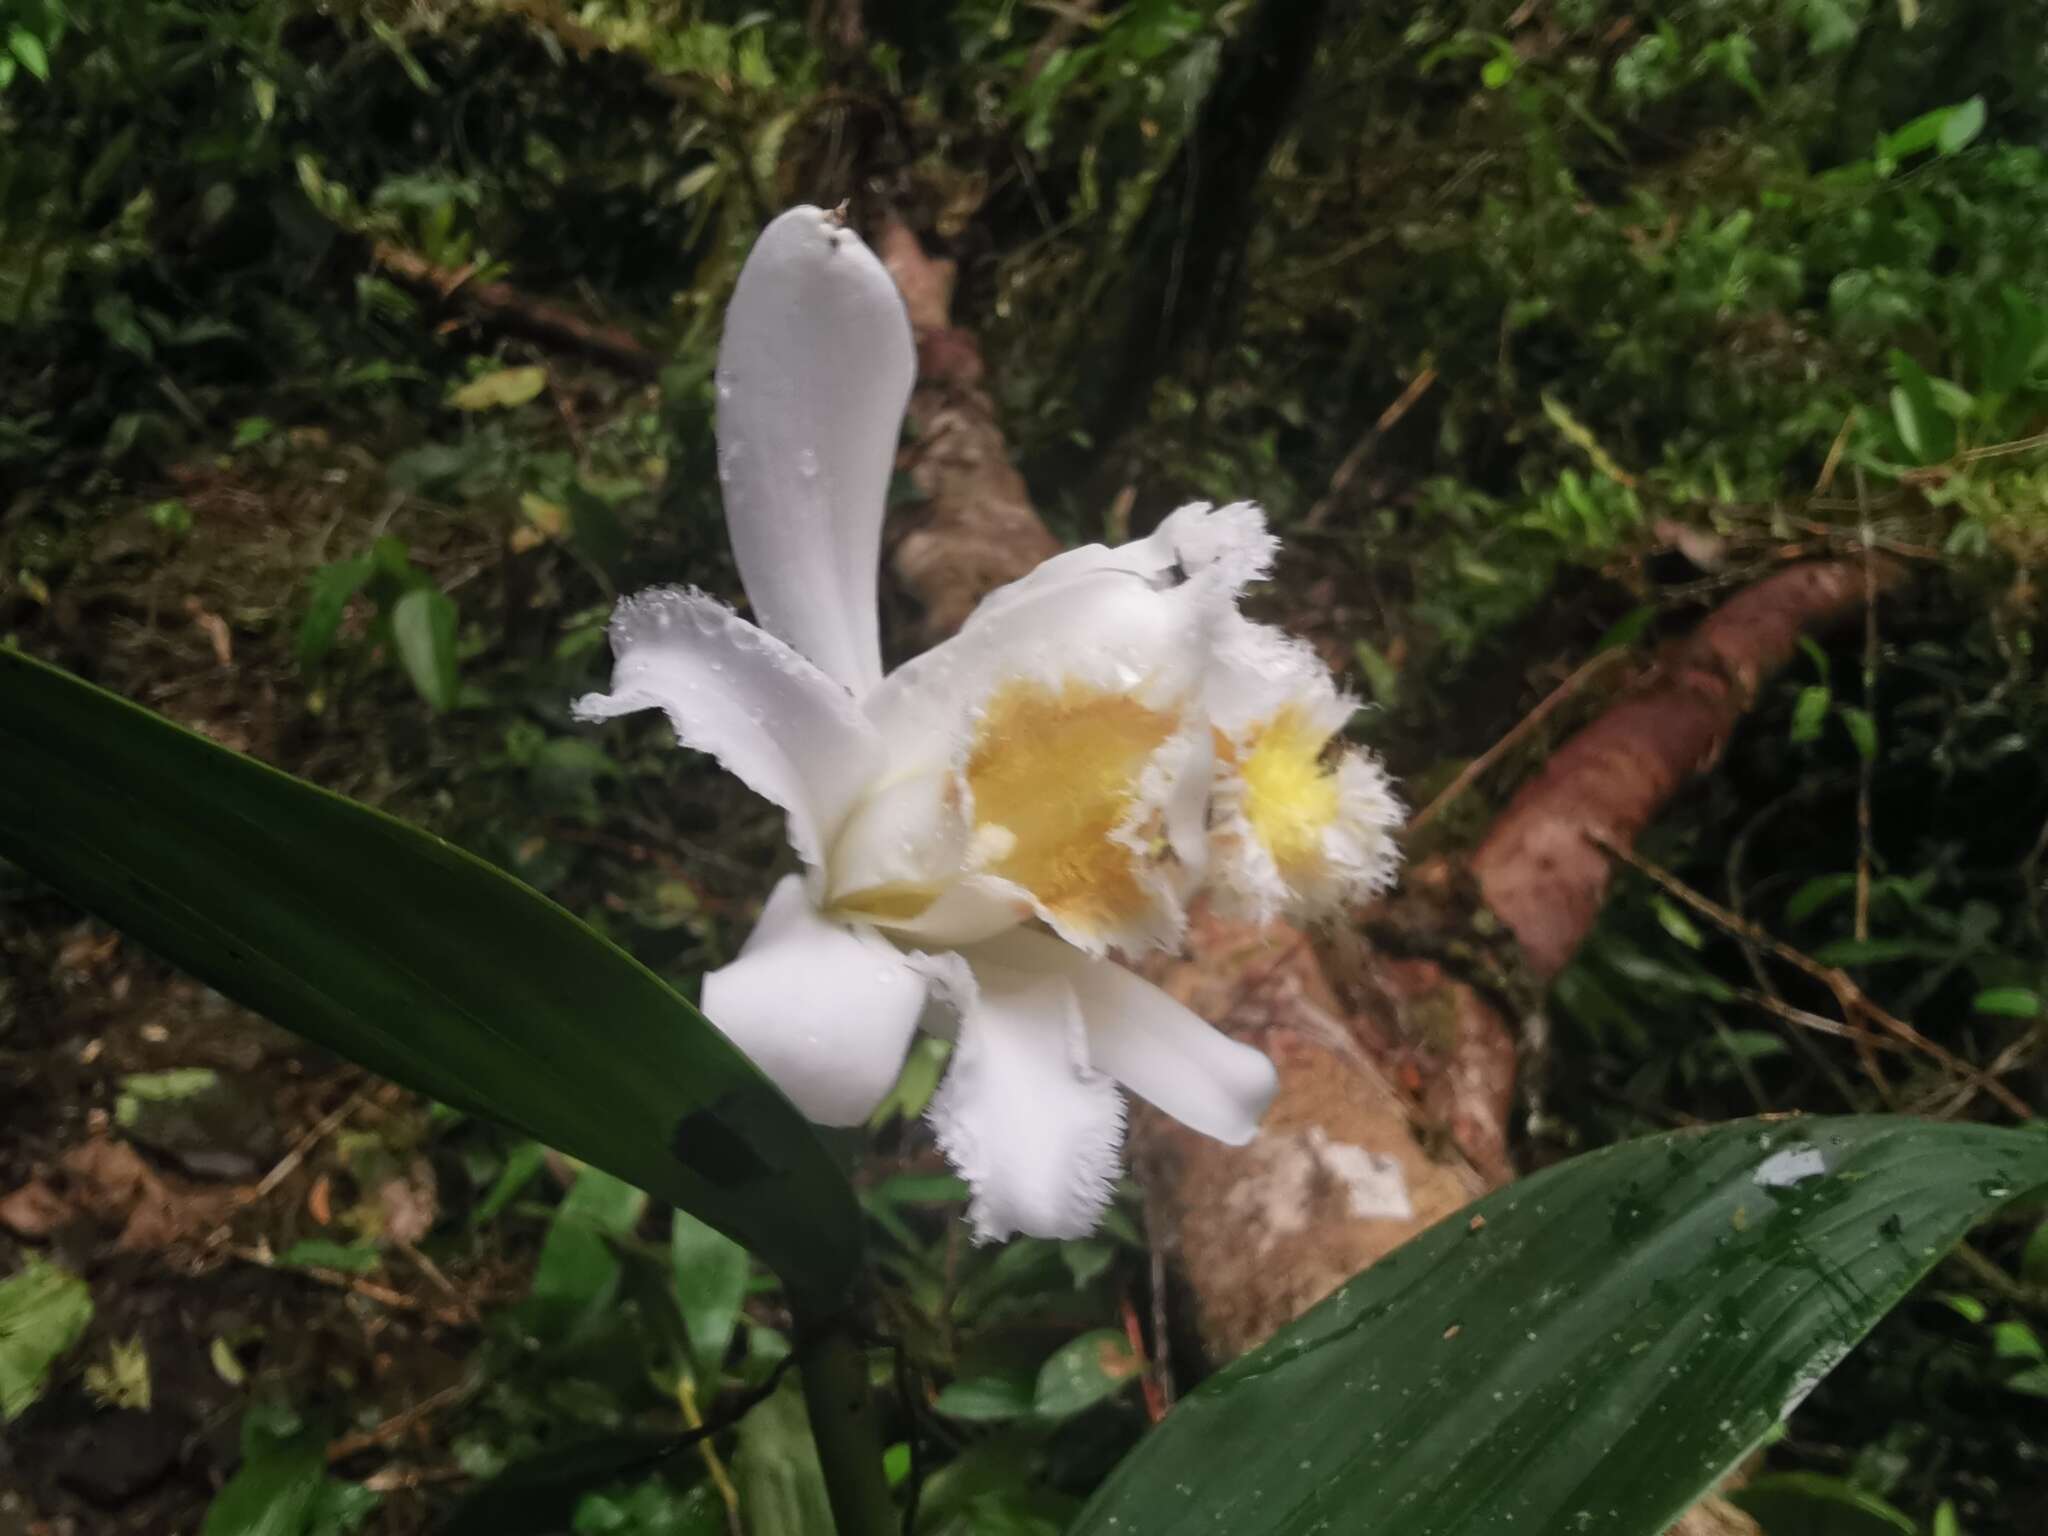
[368, 241, 662, 380]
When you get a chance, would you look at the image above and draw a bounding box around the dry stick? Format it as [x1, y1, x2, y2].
[204, 1077, 371, 1254]
[1302, 367, 1439, 530]
[226, 1245, 466, 1324]
[1410, 647, 1628, 832]
[327, 1377, 480, 1464]
[1589, 834, 2033, 1119]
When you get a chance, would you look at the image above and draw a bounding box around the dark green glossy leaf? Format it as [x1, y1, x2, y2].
[1034, 1330, 1141, 1419]
[1071, 1117, 2048, 1536]
[0, 650, 861, 1306]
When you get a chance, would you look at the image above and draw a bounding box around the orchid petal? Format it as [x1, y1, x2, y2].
[928, 958, 1124, 1241]
[716, 205, 915, 696]
[700, 875, 926, 1126]
[974, 931, 1277, 1145]
[574, 589, 882, 871]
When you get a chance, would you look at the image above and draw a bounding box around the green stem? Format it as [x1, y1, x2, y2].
[796, 1306, 895, 1536]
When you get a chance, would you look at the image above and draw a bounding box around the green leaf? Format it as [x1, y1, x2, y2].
[933, 1374, 1037, 1423]
[1034, 1329, 1142, 1419]
[1790, 685, 1831, 744]
[1730, 1472, 1917, 1536]
[1971, 987, 2040, 1019]
[296, 557, 375, 665]
[734, 1378, 835, 1536]
[449, 365, 547, 411]
[472, 1139, 547, 1227]
[1936, 95, 1987, 155]
[2023, 1219, 2048, 1287]
[434, 1434, 686, 1536]
[391, 587, 460, 712]
[1838, 706, 1878, 762]
[524, 1166, 646, 1342]
[202, 1408, 326, 1536]
[1067, 1118, 2048, 1536]
[7, 27, 49, 82]
[1888, 350, 1956, 465]
[277, 1240, 380, 1275]
[0, 1259, 94, 1422]
[1785, 874, 1857, 924]
[1650, 895, 1704, 950]
[0, 650, 861, 1306]
[671, 1209, 748, 1377]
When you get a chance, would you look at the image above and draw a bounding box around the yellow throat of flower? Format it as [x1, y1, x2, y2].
[966, 678, 1179, 941]
[1237, 706, 1341, 877]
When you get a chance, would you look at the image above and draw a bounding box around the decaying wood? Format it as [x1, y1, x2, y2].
[1471, 559, 1893, 977]
[874, 214, 1064, 646]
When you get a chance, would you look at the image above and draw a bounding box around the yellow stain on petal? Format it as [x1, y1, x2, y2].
[1239, 706, 1340, 876]
[828, 881, 940, 923]
[966, 679, 1178, 939]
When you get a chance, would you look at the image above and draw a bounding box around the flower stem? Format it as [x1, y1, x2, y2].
[796, 1307, 895, 1536]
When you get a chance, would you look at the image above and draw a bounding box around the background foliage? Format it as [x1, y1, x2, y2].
[3, 2, 2047, 1533]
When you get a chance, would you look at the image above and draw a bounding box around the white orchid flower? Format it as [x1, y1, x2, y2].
[577, 206, 1402, 1242]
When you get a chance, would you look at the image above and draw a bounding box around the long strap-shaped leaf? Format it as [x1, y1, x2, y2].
[0, 649, 860, 1307]
[1074, 1116, 2048, 1536]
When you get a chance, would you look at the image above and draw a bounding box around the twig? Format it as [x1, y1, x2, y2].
[1411, 647, 1628, 831]
[1121, 1293, 1166, 1425]
[1589, 834, 2032, 1118]
[206, 1078, 369, 1250]
[1302, 367, 1439, 530]
[327, 1378, 479, 1463]
[1813, 410, 1856, 498]
[227, 1245, 468, 1324]
[398, 1240, 479, 1325]
[369, 240, 660, 380]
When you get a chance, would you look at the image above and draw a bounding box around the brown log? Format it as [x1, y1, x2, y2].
[1471, 560, 1894, 978]
[874, 215, 1064, 645]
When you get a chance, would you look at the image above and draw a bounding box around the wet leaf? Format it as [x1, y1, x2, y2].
[1034, 1329, 1141, 1419]
[0, 1258, 93, 1422]
[1070, 1117, 2048, 1536]
[0, 650, 863, 1308]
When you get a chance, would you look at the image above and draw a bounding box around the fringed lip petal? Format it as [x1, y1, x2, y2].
[573, 588, 883, 872]
[973, 931, 1278, 1146]
[716, 205, 916, 697]
[927, 957, 1125, 1242]
[700, 874, 928, 1126]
